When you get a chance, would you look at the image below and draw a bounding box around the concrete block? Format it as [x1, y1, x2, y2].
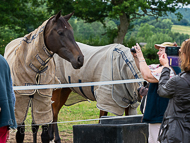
[100, 115, 143, 124]
[73, 123, 148, 143]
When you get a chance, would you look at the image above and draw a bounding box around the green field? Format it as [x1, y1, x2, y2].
[171, 25, 190, 35]
[24, 92, 142, 133]
[17, 93, 142, 142]
[8, 98, 141, 142]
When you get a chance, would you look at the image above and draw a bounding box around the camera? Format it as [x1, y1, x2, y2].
[165, 46, 180, 67]
[165, 46, 180, 56]
[130, 48, 136, 53]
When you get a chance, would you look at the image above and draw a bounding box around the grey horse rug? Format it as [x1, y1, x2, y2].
[54, 42, 142, 115]
[4, 17, 59, 124]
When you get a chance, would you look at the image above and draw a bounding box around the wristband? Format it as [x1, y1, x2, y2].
[139, 60, 145, 62]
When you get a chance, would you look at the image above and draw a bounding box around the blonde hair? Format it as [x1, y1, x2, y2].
[180, 39, 190, 72]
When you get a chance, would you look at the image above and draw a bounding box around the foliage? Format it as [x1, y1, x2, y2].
[0, 0, 50, 33]
[174, 18, 189, 26]
[69, 18, 111, 46]
[142, 48, 159, 65]
[125, 21, 189, 64]
[149, 19, 173, 30]
[137, 23, 154, 42]
[0, 0, 51, 55]
[45, 0, 190, 43]
[124, 36, 137, 48]
[168, 31, 189, 45]
[1, 1, 190, 64]
[146, 33, 173, 49]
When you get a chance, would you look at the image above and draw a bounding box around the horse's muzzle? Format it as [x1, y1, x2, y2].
[78, 55, 84, 65]
[72, 55, 84, 69]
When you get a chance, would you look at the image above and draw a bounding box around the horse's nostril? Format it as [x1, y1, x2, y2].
[78, 55, 84, 65]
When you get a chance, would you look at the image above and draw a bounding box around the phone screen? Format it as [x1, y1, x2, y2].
[165, 46, 180, 56]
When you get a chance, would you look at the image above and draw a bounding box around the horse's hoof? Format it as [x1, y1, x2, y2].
[54, 139, 61, 143]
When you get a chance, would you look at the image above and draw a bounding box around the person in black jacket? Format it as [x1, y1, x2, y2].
[157, 39, 190, 143]
[132, 42, 180, 143]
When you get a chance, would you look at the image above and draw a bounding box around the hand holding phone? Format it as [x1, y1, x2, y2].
[159, 53, 169, 67]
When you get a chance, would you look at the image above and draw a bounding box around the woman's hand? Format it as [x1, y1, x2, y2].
[131, 46, 137, 58]
[134, 43, 145, 61]
[159, 53, 169, 67]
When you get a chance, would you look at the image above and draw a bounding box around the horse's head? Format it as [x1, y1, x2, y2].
[44, 11, 84, 69]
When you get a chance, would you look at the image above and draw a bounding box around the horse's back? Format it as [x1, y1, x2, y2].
[54, 42, 122, 85]
[4, 37, 23, 62]
[54, 42, 142, 116]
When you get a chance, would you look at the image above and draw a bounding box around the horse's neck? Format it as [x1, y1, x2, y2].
[22, 20, 53, 71]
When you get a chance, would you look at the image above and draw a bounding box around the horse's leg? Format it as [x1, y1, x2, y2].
[16, 122, 25, 143]
[48, 89, 62, 141]
[41, 125, 49, 143]
[125, 107, 129, 116]
[50, 88, 71, 143]
[127, 105, 138, 115]
[31, 122, 39, 143]
[48, 123, 54, 141]
[99, 110, 108, 123]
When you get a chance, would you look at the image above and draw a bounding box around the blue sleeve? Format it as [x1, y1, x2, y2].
[10, 79, 16, 107]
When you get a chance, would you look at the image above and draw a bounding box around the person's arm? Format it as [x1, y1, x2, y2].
[134, 43, 158, 83]
[157, 67, 175, 98]
[157, 53, 175, 98]
[131, 48, 140, 71]
[138, 59, 159, 83]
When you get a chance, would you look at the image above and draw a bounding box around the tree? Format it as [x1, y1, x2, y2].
[137, 23, 155, 41]
[0, 0, 51, 55]
[148, 18, 173, 30]
[0, 0, 50, 33]
[179, 19, 189, 26]
[46, 0, 190, 44]
[146, 33, 173, 49]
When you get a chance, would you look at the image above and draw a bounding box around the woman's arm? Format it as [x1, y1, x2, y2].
[134, 43, 158, 83]
[157, 53, 175, 98]
[157, 67, 175, 98]
[138, 60, 159, 83]
[132, 53, 140, 71]
[131, 47, 140, 71]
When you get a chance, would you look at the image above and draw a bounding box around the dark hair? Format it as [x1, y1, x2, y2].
[180, 39, 190, 72]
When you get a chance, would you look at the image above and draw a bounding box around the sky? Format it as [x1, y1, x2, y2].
[178, 3, 190, 8]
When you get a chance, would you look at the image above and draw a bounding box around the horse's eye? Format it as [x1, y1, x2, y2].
[58, 31, 64, 36]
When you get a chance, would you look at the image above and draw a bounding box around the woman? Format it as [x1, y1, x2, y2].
[157, 39, 190, 143]
[132, 42, 179, 143]
[0, 54, 17, 142]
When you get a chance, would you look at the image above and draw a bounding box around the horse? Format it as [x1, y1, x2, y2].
[49, 42, 143, 143]
[4, 11, 84, 143]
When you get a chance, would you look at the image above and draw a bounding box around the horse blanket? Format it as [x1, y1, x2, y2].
[54, 42, 142, 115]
[4, 17, 59, 124]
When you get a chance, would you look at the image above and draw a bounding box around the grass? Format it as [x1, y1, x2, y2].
[171, 25, 190, 35]
[55, 92, 141, 133]
[58, 101, 141, 133]
[24, 92, 142, 134]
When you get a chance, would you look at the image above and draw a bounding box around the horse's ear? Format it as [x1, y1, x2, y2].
[53, 10, 62, 22]
[63, 12, 74, 21]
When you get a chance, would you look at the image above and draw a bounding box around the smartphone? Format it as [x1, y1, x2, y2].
[165, 46, 180, 56]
